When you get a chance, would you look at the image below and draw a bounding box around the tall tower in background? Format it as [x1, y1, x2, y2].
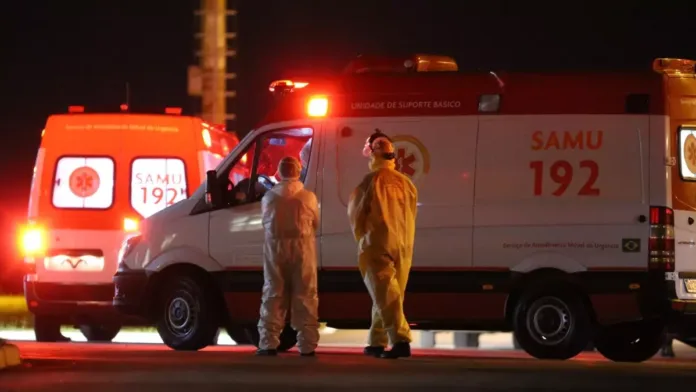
[188, 0, 238, 133]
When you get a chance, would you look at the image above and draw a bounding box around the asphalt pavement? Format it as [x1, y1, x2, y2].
[2, 342, 696, 391]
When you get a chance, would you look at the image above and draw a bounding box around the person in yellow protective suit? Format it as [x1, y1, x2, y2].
[348, 129, 418, 359]
[257, 156, 320, 357]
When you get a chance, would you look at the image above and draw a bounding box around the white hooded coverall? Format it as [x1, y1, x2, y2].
[257, 157, 320, 353]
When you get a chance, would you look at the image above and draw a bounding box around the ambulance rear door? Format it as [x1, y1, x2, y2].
[38, 115, 127, 284]
[125, 116, 199, 220]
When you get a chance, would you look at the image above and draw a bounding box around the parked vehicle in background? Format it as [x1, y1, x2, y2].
[20, 105, 238, 342]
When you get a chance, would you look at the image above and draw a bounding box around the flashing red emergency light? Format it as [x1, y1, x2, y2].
[68, 105, 85, 113]
[120, 104, 129, 112]
[653, 58, 696, 75]
[165, 107, 183, 115]
[268, 79, 309, 93]
[307, 96, 328, 117]
[343, 54, 459, 74]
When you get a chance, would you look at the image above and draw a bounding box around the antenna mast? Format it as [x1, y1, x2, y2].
[189, 0, 238, 132]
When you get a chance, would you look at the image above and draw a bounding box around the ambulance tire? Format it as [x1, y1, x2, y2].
[244, 324, 298, 352]
[79, 323, 122, 342]
[513, 288, 591, 360]
[594, 319, 664, 363]
[156, 276, 220, 351]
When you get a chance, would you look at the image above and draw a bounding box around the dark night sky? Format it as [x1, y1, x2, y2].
[1, 0, 695, 289]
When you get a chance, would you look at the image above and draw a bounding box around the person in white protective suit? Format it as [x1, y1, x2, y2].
[348, 129, 418, 359]
[256, 156, 320, 356]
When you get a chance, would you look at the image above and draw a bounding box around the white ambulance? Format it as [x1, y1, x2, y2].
[20, 106, 237, 342]
[113, 55, 696, 362]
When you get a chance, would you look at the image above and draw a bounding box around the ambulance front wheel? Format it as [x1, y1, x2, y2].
[245, 324, 297, 352]
[156, 275, 220, 351]
[513, 288, 592, 360]
[79, 323, 122, 342]
[594, 319, 664, 362]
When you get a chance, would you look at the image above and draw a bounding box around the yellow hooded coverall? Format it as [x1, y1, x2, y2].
[347, 155, 418, 347]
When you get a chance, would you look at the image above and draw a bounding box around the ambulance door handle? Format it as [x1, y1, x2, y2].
[689, 217, 694, 226]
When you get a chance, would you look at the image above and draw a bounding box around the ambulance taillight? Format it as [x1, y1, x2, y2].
[19, 223, 47, 258]
[123, 217, 139, 233]
[648, 206, 675, 272]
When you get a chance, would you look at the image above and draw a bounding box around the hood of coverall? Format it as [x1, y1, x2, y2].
[277, 156, 302, 180]
[270, 179, 305, 198]
[368, 137, 396, 172]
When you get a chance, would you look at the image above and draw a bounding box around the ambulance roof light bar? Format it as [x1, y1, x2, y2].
[410, 54, 459, 72]
[68, 105, 85, 113]
[343, 54, 459, 74]
[165, 107, 183, 115]
[653, 58, 696, 75]
[268, 79, 309, 94]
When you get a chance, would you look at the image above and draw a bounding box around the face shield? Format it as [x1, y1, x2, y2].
[362, 137, 373, 157]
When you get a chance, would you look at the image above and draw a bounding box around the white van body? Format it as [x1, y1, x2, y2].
[113, 56, 696, 362]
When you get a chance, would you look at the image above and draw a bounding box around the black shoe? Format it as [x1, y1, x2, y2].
[255, 349, 278, 356]
[363, 346, 385, 357]
[380, 342, 411, 359]
[300, 351, 316, 357]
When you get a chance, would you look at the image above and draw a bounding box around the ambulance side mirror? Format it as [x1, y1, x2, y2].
[205, 170, 222, 208]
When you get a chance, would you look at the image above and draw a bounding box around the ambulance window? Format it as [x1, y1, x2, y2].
[221, 128, 313, 206]
[130, 158, 188, 218]
[680, 128, 696, 181]
[200, 151, 225, 178]
[227, 141, 257, 187]
[256, 128, 314, 184]
[52, 156, 115, 209]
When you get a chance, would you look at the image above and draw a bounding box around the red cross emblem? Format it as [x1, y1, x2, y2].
[395, 148, 417, 177]
[68, 166, 100, 198]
